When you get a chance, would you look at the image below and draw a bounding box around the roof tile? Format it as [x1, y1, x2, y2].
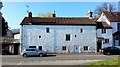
[20, 17, 96, 26]
[103, 11, 120, 22]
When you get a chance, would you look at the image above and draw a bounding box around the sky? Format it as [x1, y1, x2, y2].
[1, 2, 119, 29]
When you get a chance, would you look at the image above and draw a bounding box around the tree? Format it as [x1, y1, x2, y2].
[2, 16, 9, 36]
[37, 12, 53, 17]
[0, 2, 9, 36]
[94, 2, 117, 16]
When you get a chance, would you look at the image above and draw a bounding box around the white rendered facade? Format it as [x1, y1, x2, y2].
[21, 25, 97, 53]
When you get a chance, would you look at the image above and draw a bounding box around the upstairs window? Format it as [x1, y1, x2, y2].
[118, 23, 120, 31]
[66, 34, 70, 41]
[46, 28, 49, 33]
[39, 35, 41, 38]
[80, 29, 83, 33]
[102, 29, 106, 34]
[105, 39, 109, 43]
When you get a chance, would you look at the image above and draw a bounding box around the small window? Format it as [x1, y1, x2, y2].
[105, 39, 109, 43]
[62, 46, 66, 50]
[39, 46, 42, 51]
[80, 29, 83, 33]
[75, 35, 77, 38]
[46, 28, 49, 33]
[84, 46, 88, 50]
[66, 34, 70, 41]
[29, 46, 36, 48]
[39, 35, 41, 38]
[102, 29, 106, 34]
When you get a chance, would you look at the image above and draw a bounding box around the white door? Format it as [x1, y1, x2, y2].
[74, 45, 80, 53]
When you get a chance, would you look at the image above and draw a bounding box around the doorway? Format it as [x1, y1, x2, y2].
[97, 40, 102, 52]
[74, 45, 80, 53]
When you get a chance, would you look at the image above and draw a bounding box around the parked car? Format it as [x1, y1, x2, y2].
[99, 46, 120, 55]
[21, 48, 47, 57]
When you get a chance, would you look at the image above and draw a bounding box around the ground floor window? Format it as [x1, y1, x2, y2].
[115, 36, 119, 40]
[84, 46, 88, 50]
[29, 46, 36, 48]
[105, 39, 109, 43]
[39, 46, 42, 51]
[62, 46, 66, 50]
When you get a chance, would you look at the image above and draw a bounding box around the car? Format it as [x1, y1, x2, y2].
[21, 48, 47, 57]
[99, 46, 120, 55]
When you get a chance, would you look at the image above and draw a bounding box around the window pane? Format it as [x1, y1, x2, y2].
[102, 29, 106, 34]
[118, 23, 120, 31]
[39, 35, 41, 38]
[81, 29, 83, 33]
[39, 46, 42, 51]
[46, 28, 49, 33]
[62, 46, 66, 50]
[66, 34, 70, 41]
[105, 39, 109, 43]
[29, 46, 36, 48]
[84, 46, 88, 50]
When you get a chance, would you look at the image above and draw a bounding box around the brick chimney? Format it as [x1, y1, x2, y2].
[28, 12, 32, 24]
[53, 11, 56, 17]
[28, 12, 32, 17]
[87, 10, 93, 19]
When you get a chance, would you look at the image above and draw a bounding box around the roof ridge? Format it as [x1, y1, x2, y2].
[31, 17, 89, 18]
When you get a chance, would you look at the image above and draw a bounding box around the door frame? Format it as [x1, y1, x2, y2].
[74, 45, 80, 53]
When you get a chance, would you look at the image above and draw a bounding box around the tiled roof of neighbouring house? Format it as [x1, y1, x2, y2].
[103, 11, 120, 22]
[20, 17, 96, 26]
[96, 22, 112, 29]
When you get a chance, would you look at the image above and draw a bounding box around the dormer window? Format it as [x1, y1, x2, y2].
[102, 29, 106, 34]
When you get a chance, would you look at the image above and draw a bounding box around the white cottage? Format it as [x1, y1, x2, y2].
[20, 12, 97, 53]
[97, 11, 120, 46]
[96, 21, 113, 52]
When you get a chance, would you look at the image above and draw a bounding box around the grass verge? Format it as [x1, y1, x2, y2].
[83, 57, 120, 67]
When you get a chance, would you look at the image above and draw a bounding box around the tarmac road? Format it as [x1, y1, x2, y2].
[1, 54, 119, 65]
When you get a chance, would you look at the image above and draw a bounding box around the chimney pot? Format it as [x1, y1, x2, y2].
[28, 12, 32, 17]
[53, 11, 56, 17]
[87, 10, 93, 19]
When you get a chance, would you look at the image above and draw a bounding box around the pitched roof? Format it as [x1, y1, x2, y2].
[96, 22, 112, 29]
[103, 11, 120, 22]
[20, 17, 96, 26]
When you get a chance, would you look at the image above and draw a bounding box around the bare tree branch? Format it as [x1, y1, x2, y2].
[94, 2, 117, 16]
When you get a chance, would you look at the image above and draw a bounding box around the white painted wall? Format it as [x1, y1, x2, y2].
[14, 34, 20, 39]
[97, 29, 113, 48]
[110, 22, 120, 33]
[21, 25, 97, 53]
[97, 13, 110, 25]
